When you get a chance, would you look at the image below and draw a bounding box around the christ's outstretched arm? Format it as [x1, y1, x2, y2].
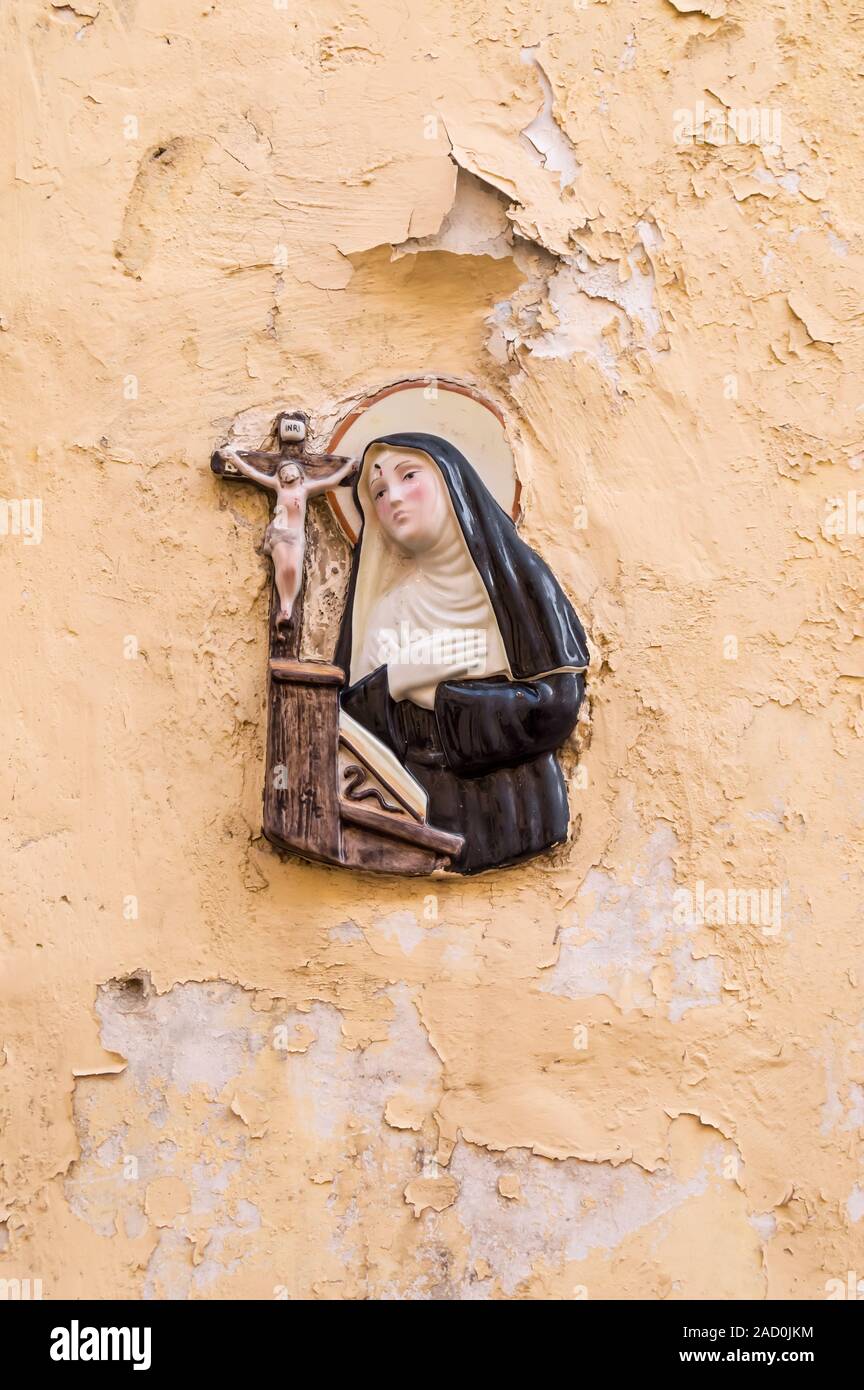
[218, 446, 278, 491]
[306, 457, 359, 497]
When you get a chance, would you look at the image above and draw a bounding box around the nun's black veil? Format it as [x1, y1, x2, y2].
[334, 432, 589, 679]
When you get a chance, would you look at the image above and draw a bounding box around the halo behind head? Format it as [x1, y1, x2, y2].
[326, 380, 520, 543]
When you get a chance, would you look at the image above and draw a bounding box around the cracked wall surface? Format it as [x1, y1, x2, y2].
[2, 0, 863, 1300]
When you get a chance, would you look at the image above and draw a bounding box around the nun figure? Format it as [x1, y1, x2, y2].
[335, 433, 589, 875]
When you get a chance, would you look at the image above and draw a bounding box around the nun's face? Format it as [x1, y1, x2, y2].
[365, 447, 449, 554]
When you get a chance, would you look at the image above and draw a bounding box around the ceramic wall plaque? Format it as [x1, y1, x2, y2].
[212, 381, 588, 876]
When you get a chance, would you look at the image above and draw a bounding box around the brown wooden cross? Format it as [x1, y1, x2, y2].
[210, 409, 356, 658]
[210, 409, 355, 487]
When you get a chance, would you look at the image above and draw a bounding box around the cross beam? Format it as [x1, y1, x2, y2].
[210, 410, 355, 487]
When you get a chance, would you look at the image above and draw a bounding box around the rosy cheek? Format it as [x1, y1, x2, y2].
[408, 478, 429, 505]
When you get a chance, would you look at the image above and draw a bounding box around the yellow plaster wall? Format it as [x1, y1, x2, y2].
[2, 0, 863, 1299]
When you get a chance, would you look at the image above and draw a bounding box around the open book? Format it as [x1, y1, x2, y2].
[339, 710, 429, 821]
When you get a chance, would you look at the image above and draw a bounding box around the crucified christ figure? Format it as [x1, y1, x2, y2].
[218, 446, 358, 635]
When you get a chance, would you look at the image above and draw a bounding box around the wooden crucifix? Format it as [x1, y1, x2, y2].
[211, 410, 358, 649]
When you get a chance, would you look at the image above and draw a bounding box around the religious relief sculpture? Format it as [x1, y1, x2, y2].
[212, 385, 588, 877]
